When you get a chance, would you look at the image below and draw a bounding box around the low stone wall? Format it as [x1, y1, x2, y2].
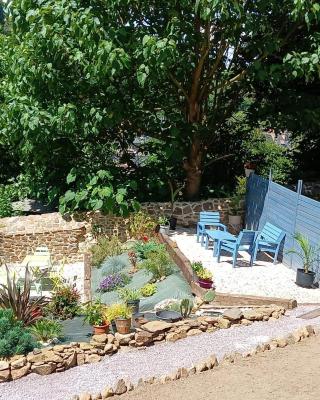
[0, 305, 286, 383]
[141, 198, 233, 227]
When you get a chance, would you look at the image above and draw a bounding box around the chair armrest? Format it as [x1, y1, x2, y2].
[213, 223, 227, 231]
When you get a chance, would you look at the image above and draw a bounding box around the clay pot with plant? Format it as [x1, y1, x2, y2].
[117, 288, 141, 315]
[287, 232, 320, 288]
[157, 215, 169, 235]
[83, 299, 110, 335]
[106, 303, 132, 334]
[229, 176, 246, 225]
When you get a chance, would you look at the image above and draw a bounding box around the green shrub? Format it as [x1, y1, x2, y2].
[140, 249, 174, 280]
[134, 240, 165, 259]
[0, 185, 13, 217]
[0, 309, 37, 358]
[45, 282, 80, 320]
[91, 236, 123, 267]
[117, 287, 141, 302]
[140, 283, 157, 297]
[29, 319, 63, 342]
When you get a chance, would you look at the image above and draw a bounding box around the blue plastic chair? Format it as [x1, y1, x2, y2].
[217, 230, 256, 268]
[251, 222, 285, 265]
[196, 211, 227, 245]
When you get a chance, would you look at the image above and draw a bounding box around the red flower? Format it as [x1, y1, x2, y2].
[142, 236, 149, 242]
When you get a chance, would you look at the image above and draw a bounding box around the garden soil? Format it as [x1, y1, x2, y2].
[121, 334, 320, 400]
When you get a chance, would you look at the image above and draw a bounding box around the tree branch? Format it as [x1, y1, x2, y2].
[168, 72, 189, 101]
[204, 153, 234, 168]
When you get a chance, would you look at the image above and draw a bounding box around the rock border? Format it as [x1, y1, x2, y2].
[72, 324, 317, 400]
[0, 305, 285, 383]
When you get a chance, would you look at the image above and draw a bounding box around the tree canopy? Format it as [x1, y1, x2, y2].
[0, 0, 319, 215]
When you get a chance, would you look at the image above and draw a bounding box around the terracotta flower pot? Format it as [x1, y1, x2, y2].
[115, 318, 131, 334]
[198, 278, 213, 289]
[93, 322, 110, 335]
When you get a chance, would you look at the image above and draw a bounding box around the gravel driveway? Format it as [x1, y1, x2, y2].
[1, 306, 320, 400]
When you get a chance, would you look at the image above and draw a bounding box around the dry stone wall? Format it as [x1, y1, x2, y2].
[0, 198, 236, 263]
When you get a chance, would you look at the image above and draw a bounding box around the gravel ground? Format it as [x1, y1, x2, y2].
[1, 306, 320, 400]
[171, 230, 320, 304]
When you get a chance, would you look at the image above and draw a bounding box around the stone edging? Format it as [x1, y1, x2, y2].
[72, 324, 317, 400]
[0, 305, 285, 383]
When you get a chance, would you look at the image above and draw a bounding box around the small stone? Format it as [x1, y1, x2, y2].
[303, 325, 315, 337]
[263, 316, 269, 321]
[114, 379, 127, 395]
[291, 331, 301, 343]
[196, 362, 208, 373]
[222, 352, 236, 364]
[107, 334, 115, 344]
[0, 368, 10, 382]
[166, 332, 186, 342]
[11, 357, 27, 369]
[144, 376, 155, 385]
[242, 310, 263, 321]
[77, 353, 85, 366]
[11, 363, 30, 380]
[64, 351, 77, 369]
[92, 394, 102, 400]
[104, 344, 114, 354]
[101, 386, 114, 398]
[92, 334, 108, 343]
[31, 363, 56, 375]
[241, 319, 253, 326]
[276, 338, 288, 348]
[187, 328, 202, 336]
[79, 393, 91, 400]
[135, 331, 153, 346]
[187, 366, 196, 375]
[204, 316, 220, 324]
[79, 343, 94, 351]
[223, 308, 243, 321]
[85, 354, 102, 364]
[178, 367, 189, 378]
[216, 317, 231, 329]
[269, 341, 278, 350]
[0, 361, 10, 371]
[208, 354, 218, 367]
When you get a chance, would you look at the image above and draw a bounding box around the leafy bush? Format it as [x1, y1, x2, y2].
[129, 211, 156, 239]
[0, 185, 14, 217]
[83, 299, 108, 326]
[29, 319, 63, 342]
[99, 273, 130, 292]
[134, 240, 165, 259]
[91, 236, 123, 267]
[0, 309, 37, 358]
[140, 283, 157, 297]
[101, 254, 130, 275]
[46, 282, 80, 320]
[117, 288, 140, 302]
[0, 265, 48, 326]
[140, 249, 174, 280]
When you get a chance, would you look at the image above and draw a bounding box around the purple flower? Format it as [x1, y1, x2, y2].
[99, 273, 127, 292]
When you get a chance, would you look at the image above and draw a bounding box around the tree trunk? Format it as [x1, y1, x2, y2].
[184, 135, 203, 200]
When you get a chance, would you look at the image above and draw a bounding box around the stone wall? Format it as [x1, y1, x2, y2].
[0, 198, 237, 263]
[141, 198, 233, 227]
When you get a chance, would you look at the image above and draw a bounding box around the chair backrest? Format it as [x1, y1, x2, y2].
[199, 211, 220, 224]
[237, 230, 256, 246]
[260, 222, 285, 244]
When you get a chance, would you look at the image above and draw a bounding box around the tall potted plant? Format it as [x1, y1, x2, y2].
[287, 233, 319, 288]
[117, 288, 141, 315]
[83, 299, 110, 335]
[229, 176, 246, 225]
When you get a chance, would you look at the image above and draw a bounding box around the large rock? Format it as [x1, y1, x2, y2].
[64, 352, 77, 369]
[10, 357, 27, 369]
[166, 332, 186, 342]
[0, 361, 9, 371]
[135, 331, 153, 346]
[101, 387, 114, 398]
[216, 317, 231, 329]
[11, 363, 30, 380]
[31, 363, 56, 375]
[92, 334, 108, 344]
[142, 321, 172, 334]
[27, 350, 63, 364]
[187, 328, 202, 337]
[85, 354, 102, 364]
[0, 363, 10, 382]
[115, 332, 135, 346]
[104, 344, 115, 354]
[223, 308, 243, 321]
[242, 310, 264, 321]
[114, 379, 127, 395]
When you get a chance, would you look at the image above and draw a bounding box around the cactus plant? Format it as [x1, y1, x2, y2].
[180, 298, 193, 318]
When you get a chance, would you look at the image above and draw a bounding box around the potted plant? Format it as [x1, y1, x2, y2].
[106, 303, 132, 334]
[117, 287, 141, 315]
[287, 233, 319, 288]
[158, 215, 169, 235]
[197, 268, 214, 289]
[168, 180, 184, 230]
[191, 261, 204, 280]
[83, 299, 110, 335]
[244, 161, 256, 177]
[229, 176, 246, 225]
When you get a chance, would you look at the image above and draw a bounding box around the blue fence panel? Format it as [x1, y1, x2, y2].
[246, 174, 320, 277]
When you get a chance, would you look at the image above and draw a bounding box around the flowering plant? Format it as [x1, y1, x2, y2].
[99, 273, 130, 292]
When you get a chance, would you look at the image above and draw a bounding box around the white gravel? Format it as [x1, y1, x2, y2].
[171, 230, 320, 304]
[1, 306, 320, 400]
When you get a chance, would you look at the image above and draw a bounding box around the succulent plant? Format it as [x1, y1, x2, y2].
[180, 298, 193, 318]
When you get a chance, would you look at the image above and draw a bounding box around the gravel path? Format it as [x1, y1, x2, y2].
[171, 230, 320, 303]
[1, 306, 320, 400]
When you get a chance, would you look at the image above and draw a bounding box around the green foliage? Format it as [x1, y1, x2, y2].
[59, 169, 140, 216]
[287, 232, 320, 273]
[117, 288, 140, 302]
[29, 318, 63, 342]
[203, 290, 216, 304]
[134, 240, 165, 260]
[0, 308, 37, 358]
[197, 269, 213, 281]
[191, 261, 204, 275]
[230, 176, 247, 214]
[46, 282, 80, 320]
[0, 265, 48, 326]
[140, 283, 157, 297]
[91, 236, 123, 267]
[128, 212, 157, 240]
[0, 185, 14, 217]
[82, 299, 108, 326]
[180, 299, 193, 319]
[106, 303, 132, 321]
[140, 248, 174, 280]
